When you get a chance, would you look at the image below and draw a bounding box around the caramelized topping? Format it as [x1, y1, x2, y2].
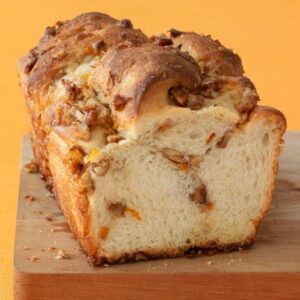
[61, 79, 81, 102]
[68, 146, 85, 174]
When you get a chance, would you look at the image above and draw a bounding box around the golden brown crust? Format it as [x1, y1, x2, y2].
[90, 43, 202, 119]
[18, 12, 286, 266]
[47, 132, 98, 257]
[17, 12, 148, 183]
[247, 106, 286, 235]
[169, 31, 244, 76]
[18, 12, 147, 102]
[88, 239, 254, 266]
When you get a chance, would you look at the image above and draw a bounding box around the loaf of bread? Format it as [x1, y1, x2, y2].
[18, 12, 286, 265]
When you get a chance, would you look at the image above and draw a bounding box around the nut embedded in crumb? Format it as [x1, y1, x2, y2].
[161, 148, 184, 164]
[23, 245, 30, 251]
[54, 249, 70, 260]
[24, 194, 35, 202]
[24, 160, 38, 173]
[93, 158, 110, 176]
[206, 260, 213, 265]
[216, 130, 232, 148]
[106, 134, 124, 144]
[169, 86, 189, 106]
[107, 202, 126, 217]
[190, 183, 207, 205]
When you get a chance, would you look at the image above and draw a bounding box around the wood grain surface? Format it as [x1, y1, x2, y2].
[13, 132, 300, 300]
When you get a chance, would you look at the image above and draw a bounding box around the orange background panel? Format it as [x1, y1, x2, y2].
[0, 0, 299, 298]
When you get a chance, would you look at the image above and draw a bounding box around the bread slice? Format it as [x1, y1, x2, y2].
[18, 12, 286, 265]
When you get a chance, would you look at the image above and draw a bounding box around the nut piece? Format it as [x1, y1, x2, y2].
[61, 79, 81, 102]
[187, 94, 204, 110]
[216, 130, 232, 148]
[169, 86, 204, 110]
[155, 36, 173, 46]
[161, 148, 184, 164]
[68, 146, 85, 175]
[168, 28, 185, 38]
[235, 88, 258, 113]
[190, 183, 207, 205]
[24, 160, 38, 173]
[93, 159, 110, 176]
[92, 40, 106, 52]
[108, 202, 126, 217]
[169, 86, 189, 106]
[107, 134, 124, 143]
[78, 170, 94, 193]
[55, 249, 71, 260]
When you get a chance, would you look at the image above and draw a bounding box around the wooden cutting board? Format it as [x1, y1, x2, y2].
[13, 132, 300, 300]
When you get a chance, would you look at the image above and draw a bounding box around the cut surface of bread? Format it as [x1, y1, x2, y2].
[18, 12, 286, 265]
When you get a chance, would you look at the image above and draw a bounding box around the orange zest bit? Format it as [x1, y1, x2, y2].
[179, 162, 189, 172]
[100, 226, 110, 240]
[206, 201, 214, 211]
[125, 208, 141, 221]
